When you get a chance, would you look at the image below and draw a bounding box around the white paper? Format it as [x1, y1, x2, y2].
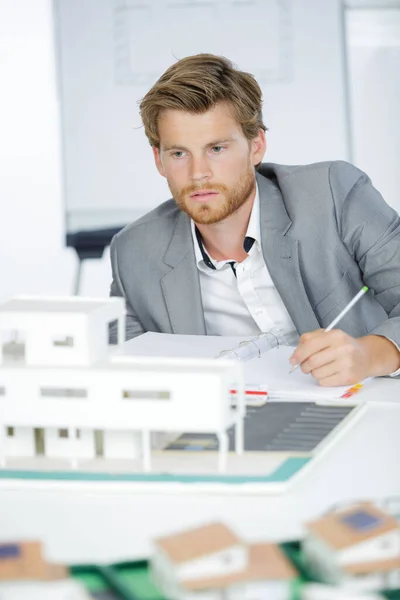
[121, 333, 370, 401]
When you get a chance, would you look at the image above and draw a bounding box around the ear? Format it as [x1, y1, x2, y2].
[250, 129, 266, 166]
[152, 147, 166, 177]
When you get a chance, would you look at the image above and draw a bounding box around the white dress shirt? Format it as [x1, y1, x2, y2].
[191, 185, 299, 346]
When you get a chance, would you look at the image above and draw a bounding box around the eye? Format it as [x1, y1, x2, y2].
[171, 151, 186, 159]
[211, 146, 224, 154]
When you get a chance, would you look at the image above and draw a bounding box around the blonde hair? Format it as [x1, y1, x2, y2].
[139, 54, 266, 148]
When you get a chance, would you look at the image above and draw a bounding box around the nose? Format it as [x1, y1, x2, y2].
[189, 153, 212, 183]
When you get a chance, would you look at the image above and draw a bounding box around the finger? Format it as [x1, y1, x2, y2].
[317, 367, 359, 387]
[300, 347, 340, 375]
[291, 329, 351, 367]
[290, 331, 332, 366]
[310, 353, 358, 385]
[309, 360, 341, 382]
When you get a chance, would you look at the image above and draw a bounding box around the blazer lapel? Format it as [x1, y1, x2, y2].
[257, 173, 320, 335]
[161, 211, 206, 334]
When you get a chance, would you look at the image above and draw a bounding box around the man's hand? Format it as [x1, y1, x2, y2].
[289, 330, 400, 387]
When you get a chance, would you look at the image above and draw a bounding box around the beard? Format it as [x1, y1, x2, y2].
[169, 165, 256, 225]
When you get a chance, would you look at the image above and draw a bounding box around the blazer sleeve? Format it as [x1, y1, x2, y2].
[330, 161, 400, 350]
[109, 234, 145, 342]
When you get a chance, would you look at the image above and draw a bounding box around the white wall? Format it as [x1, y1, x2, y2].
[0, 0, 110, 298]
[0, 0, 398, 300]
[345, 6, 400, 212]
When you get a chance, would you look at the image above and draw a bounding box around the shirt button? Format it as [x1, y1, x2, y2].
[255, 308, 263, 316]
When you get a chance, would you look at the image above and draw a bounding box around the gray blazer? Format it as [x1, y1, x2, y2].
[110, 161, 400, 347]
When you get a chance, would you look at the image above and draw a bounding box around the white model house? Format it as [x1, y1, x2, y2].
[0, 296, 245, 472]
[0, 296, 126, 367]
[0, 296, 124, 463]
[302, 502, 400, 592]
[151, 522, 297, 600]
[0, 540, 90, 599]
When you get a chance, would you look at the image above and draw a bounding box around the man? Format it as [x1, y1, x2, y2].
[110, 53, 400, 387]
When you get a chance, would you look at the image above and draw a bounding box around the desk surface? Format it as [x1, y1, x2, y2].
[0, 378, 399, 564]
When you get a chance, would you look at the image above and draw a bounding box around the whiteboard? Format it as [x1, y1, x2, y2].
[344, 6, 400, 213]
[54, 0, 349, 235]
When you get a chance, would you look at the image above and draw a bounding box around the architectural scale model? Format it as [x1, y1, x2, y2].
[0, 295, 363, 489]
[0, 296, 245, 474]
[302, 502, 400, 592]
[151, 521, 297, 600]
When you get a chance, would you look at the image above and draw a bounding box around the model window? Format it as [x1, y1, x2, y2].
[0, 386, 5, 396]
[221, 552, 232, 564]
[1, 332, 26, 364]
[52, 336, 74, 347]
[58, 429, 81, 438]
[108, 320, 118, 345]
[6, 427, 14, 437]
[40, 388, 87, 398]
[0, 544, 20, 559]
[122, 390, 170, 400]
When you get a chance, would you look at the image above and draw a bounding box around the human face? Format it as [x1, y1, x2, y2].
[152, 102, 266, 225]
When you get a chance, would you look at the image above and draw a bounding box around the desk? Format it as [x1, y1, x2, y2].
[0, 387, 399, 564]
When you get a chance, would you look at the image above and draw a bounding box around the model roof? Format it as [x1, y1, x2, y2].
[154, 522, 242, 565]
[306, 503, 399, 550]
[182, 543, 297, 591]
[0, 541, 67, 581]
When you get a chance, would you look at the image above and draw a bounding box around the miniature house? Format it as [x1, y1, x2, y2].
[0, 540, 67, 581]
[0, 296, 245, 472]
[303, 502, 400, 592]
[151, 522, 297, 600]
[0, 356, 244, 471]
[0, 296, 125, 464]
[0, 295, 126, 367]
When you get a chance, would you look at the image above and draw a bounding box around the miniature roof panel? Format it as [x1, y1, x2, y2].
[183, 543, 297, 591]
[0, 544, 20, 559]
[306, 503, 399, 550]
[341, 510, 382, 532]
[0, 297, 117, 315]
[155, 522, 241, 565]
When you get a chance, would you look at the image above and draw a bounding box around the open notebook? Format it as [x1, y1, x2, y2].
[120, 332, 371, 402]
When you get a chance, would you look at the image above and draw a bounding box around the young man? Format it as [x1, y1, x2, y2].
[110, 54, 400, 387]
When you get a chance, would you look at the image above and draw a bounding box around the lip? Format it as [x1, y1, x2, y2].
[190, 190, 219, 201]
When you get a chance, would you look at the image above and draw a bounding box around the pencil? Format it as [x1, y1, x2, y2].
[289, 285, 369, 374]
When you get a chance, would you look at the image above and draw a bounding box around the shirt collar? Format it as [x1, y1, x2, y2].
[191, 183, 261, 269]
[246, 183, 261, 249]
